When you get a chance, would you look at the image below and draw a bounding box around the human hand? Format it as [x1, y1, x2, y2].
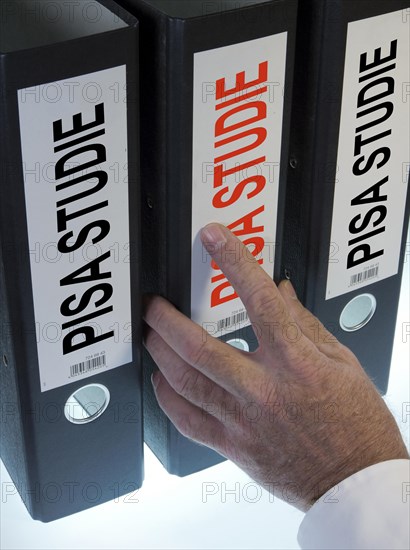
[143, 224, 409, 511]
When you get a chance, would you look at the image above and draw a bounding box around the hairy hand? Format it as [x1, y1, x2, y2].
[144, 224, 409, 511]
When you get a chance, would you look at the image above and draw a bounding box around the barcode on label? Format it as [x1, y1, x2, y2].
[70, 354, 106, 378]
[350, 266, 379, 287]
[217, 311, 249, 333]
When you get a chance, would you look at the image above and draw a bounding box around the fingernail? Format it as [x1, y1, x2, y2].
[201, 223, 227, 248]
[151, 371, 161, 391]
[284, 280, 298, 300]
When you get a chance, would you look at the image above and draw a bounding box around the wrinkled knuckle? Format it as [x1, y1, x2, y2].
[175, 369, 200, 399]
[197, 416, 228, 454]
[259, 382, 277, 406]
[286, 342, 320, 370]
[186, 340, 214, 369]
[175, 413, 196, 439]
[208, 427, 228, 455]
[301, 310, 318, 328]
[337, 343, 362, 368]
[247, 283, 281, 314]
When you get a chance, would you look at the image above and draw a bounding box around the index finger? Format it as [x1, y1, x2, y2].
[200, 223, 298, 351]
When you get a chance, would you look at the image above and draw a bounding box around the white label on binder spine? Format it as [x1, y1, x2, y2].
[326, 10, 410, 300]
[191, 34, 288, 338]
[18, 66, 132, 392]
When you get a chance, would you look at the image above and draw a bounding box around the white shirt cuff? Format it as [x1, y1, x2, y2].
[297, 459, 410, 550]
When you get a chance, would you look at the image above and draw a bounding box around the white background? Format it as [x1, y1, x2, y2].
[1, 241, 409, 549]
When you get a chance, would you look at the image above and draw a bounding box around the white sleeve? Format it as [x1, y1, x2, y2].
[297, 459, 410, 550]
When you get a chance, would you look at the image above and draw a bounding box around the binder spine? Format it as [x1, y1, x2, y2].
[0, 67, 40, 519]
[135, 2, 173, 472]
[138, 1, 168, 298]
[165, 19, 227, 474]
[283, 0, 410, 392]
[118, 0, 297, 475]
[166, 21, 192, 316]
[281, 0, 326, 299]
[0, 252, 32, 515]
[0, 2, 143, 521]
